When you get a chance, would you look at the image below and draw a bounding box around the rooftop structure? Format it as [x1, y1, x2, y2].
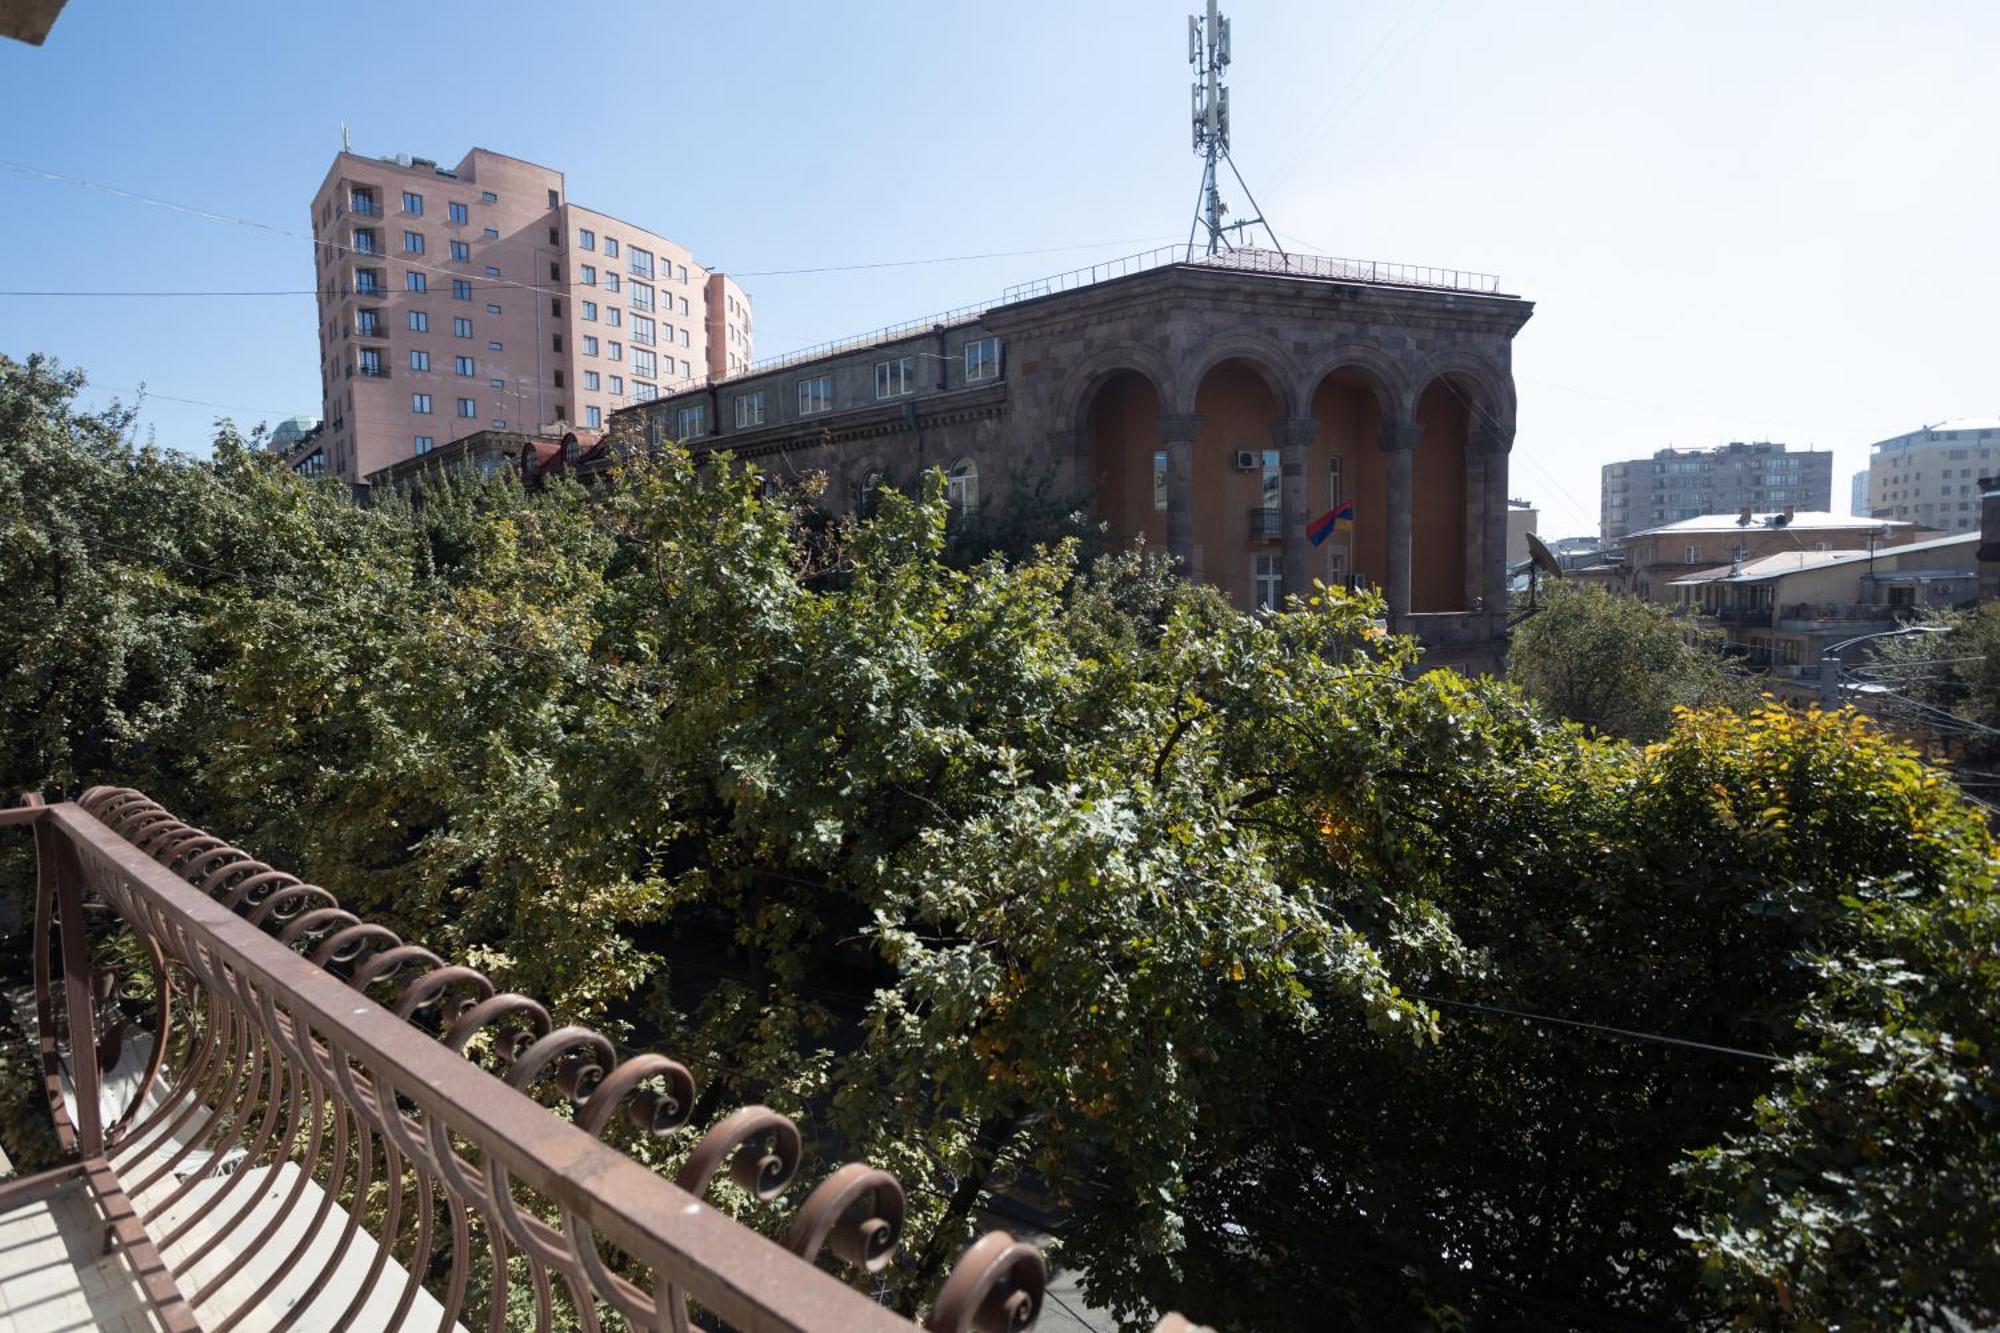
[1612, 510, 1919, 604]
[0, 790, 1208, 1333]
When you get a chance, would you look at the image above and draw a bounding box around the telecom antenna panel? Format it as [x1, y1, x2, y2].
[1186, 0, 1283, 257]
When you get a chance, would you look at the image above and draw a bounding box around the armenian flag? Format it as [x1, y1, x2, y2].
[1307, 502, 1354, 547]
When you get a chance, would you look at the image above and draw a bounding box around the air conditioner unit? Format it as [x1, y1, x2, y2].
[1233, 449, 1260, 471]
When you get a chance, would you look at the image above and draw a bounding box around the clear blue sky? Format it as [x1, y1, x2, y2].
[3, 0, 1995, 536]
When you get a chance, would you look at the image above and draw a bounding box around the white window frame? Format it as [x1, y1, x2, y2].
[735, 391, 767, 428]
[799, 375, 832, 416]
[963, 336, 1001, 383]
[875, 356, 915, 400]
[676, 404, 707, 438]
[947, 458, 979, 513]
[1253, 554, 1284, 610]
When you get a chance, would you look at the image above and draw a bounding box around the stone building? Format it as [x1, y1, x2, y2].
[617, 248, 1532, 671]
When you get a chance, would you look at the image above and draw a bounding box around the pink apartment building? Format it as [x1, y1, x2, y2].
[299, 147, 751, 482]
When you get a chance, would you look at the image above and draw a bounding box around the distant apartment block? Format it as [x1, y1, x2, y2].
[1850, 469, 1868, 518]
[1599, 441, 1832, 543]
[300, 147, 750, 483]
[1861, 417, 2000, 535]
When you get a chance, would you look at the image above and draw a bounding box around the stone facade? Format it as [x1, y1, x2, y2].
[617, 250, 1533, 671]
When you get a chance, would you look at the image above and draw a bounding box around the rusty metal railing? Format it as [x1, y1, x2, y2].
[0, 790, 1211, 1332]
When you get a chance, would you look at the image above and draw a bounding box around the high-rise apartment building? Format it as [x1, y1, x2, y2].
[299, 147, 750, 483]
[1861, 418, 2000, 535]
[1599, 441, 1831, 543]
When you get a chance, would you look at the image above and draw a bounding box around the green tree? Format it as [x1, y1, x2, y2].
[1508, 580, 1752, 739]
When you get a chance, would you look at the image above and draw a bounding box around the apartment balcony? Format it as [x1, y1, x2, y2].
[1247, 507, 1282, 541]
[0, 790, 1200, 1333]
[1712, 606, 1773, 626]
[354, 320, 390, 340]
[356, 364, 391, 379]
[1776, 603, 1899, 631]
[353, 285, 388, 300]
[349, 196, 380, 217]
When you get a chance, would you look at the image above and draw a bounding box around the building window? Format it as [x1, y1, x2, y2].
[404, 230, 424, 254]
[677, 264, 688, 283]
[948, 458, 979, 513]
[676, 404, 706, 438]
[799, 375, 832, 415]
[605, 237, 620, 259]
[584, 371, 600, 390]
[632, 348, 657, 378]
[581, 264, 596, 285]
[586, 405, 602, 428]
[579, 228, 595, 250]
[607, 308, 622, 328]
[487, 303, 503, 315]
[406, 271, 427, 292]
[876, 356, 916, 399]
[553, 333, 564, 353]
[632, 315, 656, 345]
[633, 382, 657, 403]
[1684, 544, 1699, 563]
[454, 317, 472, 338]
[456, 397, 476, 419]
[609, 375, 623, 394]
[1154, 450, 1168, 511]
[480, 190, 498, 204]
[964, 336, 1001, 382]
[414, 435, 434, 454]
[631, 282, 654, 312]
[735, 391, 766, 428]
[552, 298, 563, 318]
[484, 265, 500, 277]
[455, 356, 474, 375]
[409, 350, 430, 371]
[407, 310, 428, 332]
[583, 335, 599, 356]
[482, 226, 499, 239]
[357, 348, 384, 377]
[450, 240, 470, 262]
[412, 393, 433, 414]
[490, 378, 505, 388]
[605, 273, 621, 294]
[582, 301, 597, 321]
[448, 201, 468, 225]
[488, 341, 502, 351]
[554, 370, 565, 389]
[1253, 554, 1284, 610]
[629, 247, 654, 278]
[608, 341, 623, 362]
[453, 279, 472, 300]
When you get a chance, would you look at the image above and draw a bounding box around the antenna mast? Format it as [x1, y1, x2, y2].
[1187, 0, 1284, 258]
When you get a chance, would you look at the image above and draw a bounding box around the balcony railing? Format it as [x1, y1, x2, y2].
[0, 791, 1211, 1332]
[350, 196, 380, 217]
[1247, 506, 1283, 540]
[357, 363, 390, 378]
[1779, 603, 1900, 626]
[1712, 606, 1773, 625]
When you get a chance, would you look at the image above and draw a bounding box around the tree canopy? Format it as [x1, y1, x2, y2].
[2, 354, 1996, 1330]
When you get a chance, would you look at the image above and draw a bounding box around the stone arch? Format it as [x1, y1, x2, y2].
[1298, 345, 1416, 424]
[1056, 343, 1178, 433]
[1414, 351, 1515, 440]
[1080, 368, 1168, 553]
[1175, 331, 1303, 417]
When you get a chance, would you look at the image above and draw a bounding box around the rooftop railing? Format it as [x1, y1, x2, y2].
[0, 790, 1208, 1333]
[647, 245, 1504, 404]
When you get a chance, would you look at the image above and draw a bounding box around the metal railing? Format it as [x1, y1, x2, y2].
[1779, 603, 1900, 625]
[644, 244, 1503, 406]
[1247, 507, 1283, 540]
[0, 791, 1210, 1333]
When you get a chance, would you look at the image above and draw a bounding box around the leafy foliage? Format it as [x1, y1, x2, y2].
[2, 354, 1997, 1330]
[1508, 580, 1754, 739]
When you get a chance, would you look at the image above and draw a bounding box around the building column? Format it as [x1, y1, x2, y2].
[1273, 417, 1317, 599]
[1159, 412, 1202, 575]
[1476, 424, 1515, 622]
[1379, 416, 1421, 625]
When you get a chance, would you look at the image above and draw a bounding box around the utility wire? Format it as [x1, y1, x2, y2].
[1418, 995, 1784, 1064]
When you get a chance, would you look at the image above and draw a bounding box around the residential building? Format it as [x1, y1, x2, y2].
[1599, 441, 1832, 543]
[1506, 500, 1537, 567]
[1670, 531, 1983, 675]
[1850, 468, 1869, 517]
[1860, 417, 2000, 534]
[619, 246, 1533, 673]
[299, 147, 750, 484]
[0, 1, 68, 44]
[265, 414, 320, 455]
[1616, 510, 1920, 603]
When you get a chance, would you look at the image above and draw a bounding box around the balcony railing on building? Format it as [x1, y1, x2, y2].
[0, 791, 1211, 1333]
[1778, 603, 1900, 626]
[1247, 507, 1283, 541]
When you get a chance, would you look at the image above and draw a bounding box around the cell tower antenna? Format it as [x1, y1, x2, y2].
[341, 122, 352, 153]
[1186, 0, 1284, 258]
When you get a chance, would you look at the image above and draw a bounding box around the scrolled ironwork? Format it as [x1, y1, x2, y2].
[786, 1161, 907, 1274]
[676, 1103, 806, 1203]
[928, 1230, 1048, 1333]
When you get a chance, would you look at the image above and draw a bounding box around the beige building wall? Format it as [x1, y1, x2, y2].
[1863, 419, 2000, 534]
[306, 148, 750, 482]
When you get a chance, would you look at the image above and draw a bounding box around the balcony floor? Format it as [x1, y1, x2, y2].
[0, 1177, 163, 1333]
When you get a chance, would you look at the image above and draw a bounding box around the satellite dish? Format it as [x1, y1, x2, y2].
[1526, 531, 1564, 579]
